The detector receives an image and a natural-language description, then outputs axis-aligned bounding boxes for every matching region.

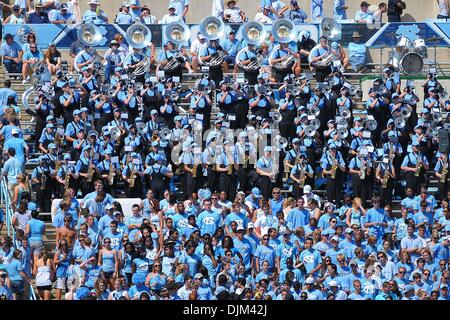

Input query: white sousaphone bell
[125,22,152,49]
[269,19,297,70]
[198,16,225,67]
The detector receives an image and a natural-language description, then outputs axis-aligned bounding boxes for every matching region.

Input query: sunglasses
[104,241,111,244]
[273,192,280,194]
[154,265,161,267]
[263,238,269,241]
[398,271,406,274]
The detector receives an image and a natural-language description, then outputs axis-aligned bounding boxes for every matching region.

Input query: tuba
[321,18,342,41]
[340,108,351,120]
[274,135,288,149]
[272,111,282,123]
[394,116,405,129]
[161,21,191,72]
[236,47,263,72]
[160,128,172,140]
[269,19,297,72]
[125,22,152,49]
[198,16,225,68]
[74,23,104,72]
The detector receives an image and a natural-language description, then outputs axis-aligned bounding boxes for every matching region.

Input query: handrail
[1,178,15,239]
[29,284,37,300]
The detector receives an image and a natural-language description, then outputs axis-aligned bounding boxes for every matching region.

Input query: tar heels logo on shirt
[203,217,215,225]
[139,262,149,271]
[363,285,374,294]
[178,219,188,228]
[282,247,293,256]
[303,255,314,263]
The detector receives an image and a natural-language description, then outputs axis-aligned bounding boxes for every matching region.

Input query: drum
[400,52,424,75]
[396,37,411,53]
[412,39,427,58]
[387,51,401,69]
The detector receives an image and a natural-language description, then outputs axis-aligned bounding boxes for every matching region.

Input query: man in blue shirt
[49,3,76,24]
[0,80,17,114]
[168,0,190,21]
[285,0,307,24]
[4,128,28,169]
[82,0,108,24]
[287,198,309,229]
[355,1,374,22]
[0,34,23,73]
[334,0,348,20]
[27,3,50,23]
[348,32,367,71]
[197,199,221,236]
[115,2,133,24]
[2,148,23,196]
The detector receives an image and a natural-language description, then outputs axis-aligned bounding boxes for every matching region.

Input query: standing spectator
[26,3,50,23]
[0,34,23,74]
[129,0,148,19]
[437,0,450,19]
[212,0,224,18]
[67,0,82,23]
[0,271,13,300]
[334,0,348,20]
[2,148,23,198]
[255,5,274,24]
[347,32,367,71]
[387,0,405,22]
[0,80,18,116]
[355,1,374,23]
[160,5,181,24]
[311,0,324,20]
[168,0,189,22]
[4,5,26,24]
[82,0,108,24]
[0,1,12,18]
[223,0,246,23]
[266,0,288,20]
[115,2,133,24]
[372,2,387,24]
[3,129,28,169]
[141,7,158,24]
[285,0,307,24]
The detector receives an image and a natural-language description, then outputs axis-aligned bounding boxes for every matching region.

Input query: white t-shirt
[160,14,181,24]
[255,12,273,24]
[190,39,203,55]
[224,7,243,23]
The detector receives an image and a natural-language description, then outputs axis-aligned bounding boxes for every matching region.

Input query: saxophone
[40,172,47,191]
[227,164,233,175]
[381,163,390,189]
[330,153,338,179]
[128,168,137,188]
[107,167,115,186]
[360,157,367,180]
[243,154,249,169]
[440,158,448,183]
[55,130,65,149]
[192,164,198,178]
[414,154,422,177]
[64,170,71,191]
[298,163,307,188]
[86,164,94,183]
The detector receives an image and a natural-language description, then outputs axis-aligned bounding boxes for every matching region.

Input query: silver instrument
[74,23,104,73]
[272,111,282,123]
[321,18,342,41]
[308,106,320,117]
[236,47,263,72]
[274,135,288,149]
[199,16,225,41]
[365,119,377,131]
[123,50,151,76]
[394,116,406,129]
[160,128,172,140]
[304,125,316,137]
[136,122,148,135]
[400,105,412,118]
[337,127,348,139]
[165,21,191,45]
[241,21,267,45]
[340,108,351,119]
[310,118,321,130]
[109,126,121,141]
[272,19,297,43]
[125,22,152,49]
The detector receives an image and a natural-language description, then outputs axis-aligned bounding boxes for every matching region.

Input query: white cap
[248,222,255,229]
[331,236,340,242]
[235,288,243,295]
[303,185,312,193]
[329,280,338,287]
[11,128,19,135]
[194,273,203,279]
[236,226,244,231]
[305,277,314,284]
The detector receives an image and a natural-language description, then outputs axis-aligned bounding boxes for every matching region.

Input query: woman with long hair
[12,199,31,232]
[44,43,62,75]
[145,259,167,294]
[108,277,130,300]
[92,278,110,300]
[345,197,366,228]
[12,174,31,211]
[33,249,55,300]
[21,33,37,53]
[282,197,296,220]
[53,239,72,300]
[98,237,119,289]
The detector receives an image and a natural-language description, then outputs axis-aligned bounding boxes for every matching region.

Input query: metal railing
[0,177,15,239]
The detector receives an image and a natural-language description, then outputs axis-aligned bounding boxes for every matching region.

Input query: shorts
[30,240,44,254]
[102,271,114,279]
[10,280,24,294]
[37,285,52,291]
[56,277,67,290]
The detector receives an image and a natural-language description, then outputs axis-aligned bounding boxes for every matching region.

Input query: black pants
[437,180,449,201]
[245,71,259,85]
[80,177,94,197]
[206,166,217,192]
[326,173,343,207]
[405,171,425,194]
[125,177,143,198]
[379,178,395,207]
[36,180,54,212]
[258,175,272,200]
[252,107,269,119]
[315,66,332,83]
[351,174,371,205]
[388,15,401,22]
[209,66,223,88]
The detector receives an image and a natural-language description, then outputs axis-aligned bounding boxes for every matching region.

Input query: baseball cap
[12,4,20,10]
[329,280,338,287]
[252,187,262,198]
[345,227,353,234]
[194,273,203,279]
[105,204,114,210]
[263,4,270,9]
[73,109,81,116]
[11,128,19,135]
[331,235,340,242]
[63,154,71,160]
[305,277,315,284]
[248,222,255,229]
[361,1,370,7]
[303,185,312,193]
[236,226,244,232]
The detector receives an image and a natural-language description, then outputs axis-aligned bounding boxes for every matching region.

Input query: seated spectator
[13,0,28,14]
[347,31,367,71]
[190,32,207,72]
[140,7,158,24]
[82,0,108,24]
[255,5,274,24]
[21,43,44,84]
[372,2,387,23]
[285,0,307,24]
[355,1,374,23]
[103,40,125,81]
[387,0,405,22]
[4,5,26,24]
[115,2,133,24]
[44,43,62,75]
[49,3,76,24]
[0,34,23,74]
[21,33,37,55]
[168,0,189,22]
[27,2,50,23]
[223,0,246,23]
[160,4,181,24]
[220,31,240,72]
